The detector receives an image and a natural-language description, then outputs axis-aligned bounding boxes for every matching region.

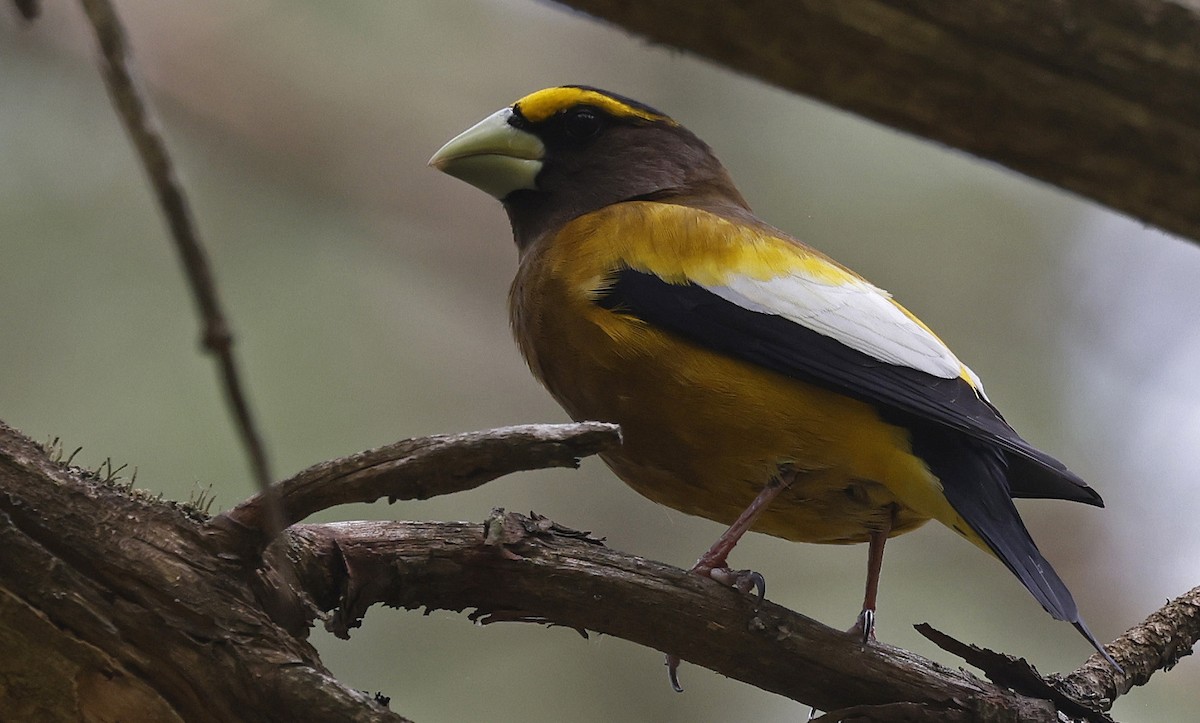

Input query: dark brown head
[429,86,747,249]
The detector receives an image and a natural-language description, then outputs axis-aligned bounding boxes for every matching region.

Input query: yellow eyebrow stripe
[514,87,675,125]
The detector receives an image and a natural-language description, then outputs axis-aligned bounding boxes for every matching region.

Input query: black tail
[909,424,1119,669]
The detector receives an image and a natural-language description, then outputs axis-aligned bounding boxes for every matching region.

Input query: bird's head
[430,86,746,248]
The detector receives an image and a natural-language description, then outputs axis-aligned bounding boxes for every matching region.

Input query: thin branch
[76,0,273,495]
[811,702,968,723]
[208,422,621,554]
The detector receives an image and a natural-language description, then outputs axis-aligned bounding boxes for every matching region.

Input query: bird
[428,85,1116,680]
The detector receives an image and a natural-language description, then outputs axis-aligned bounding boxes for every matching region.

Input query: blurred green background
[2,2,1197,720]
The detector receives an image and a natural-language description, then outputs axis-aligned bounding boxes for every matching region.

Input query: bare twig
[915,624,1112,723]
[209,422,621,554]
[77,0,273,496]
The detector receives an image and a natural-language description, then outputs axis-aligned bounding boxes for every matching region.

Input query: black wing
[595,268,1102,506]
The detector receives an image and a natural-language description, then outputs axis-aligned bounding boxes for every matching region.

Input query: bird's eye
[563,108,603,141]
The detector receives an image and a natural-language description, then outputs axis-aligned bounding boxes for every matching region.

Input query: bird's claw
[665,653,684,692]
[848,608,876,644]
[664,565,768,691]
[707,566,767,606]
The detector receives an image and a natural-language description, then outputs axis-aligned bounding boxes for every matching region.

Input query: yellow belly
[512,272,944,545]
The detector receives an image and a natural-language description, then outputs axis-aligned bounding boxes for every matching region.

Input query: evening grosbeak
[429,86,1115,675]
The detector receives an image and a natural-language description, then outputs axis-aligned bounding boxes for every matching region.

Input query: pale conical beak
[429,107,545,200]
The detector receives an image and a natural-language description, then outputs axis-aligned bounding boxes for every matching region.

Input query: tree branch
[282,508,1200,720]
[208,422,621,554]
[281,512,1120,721]
[1058,584,1200,711]
[553,0,1200,245]
[914,625,1113,722]
[76,0,274,492]
[1,419,1193,720]
[0,420,403,723]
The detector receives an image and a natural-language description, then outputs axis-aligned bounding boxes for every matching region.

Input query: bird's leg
[667,467,797,692]
[849,503,898,643]
[692,467,797,596]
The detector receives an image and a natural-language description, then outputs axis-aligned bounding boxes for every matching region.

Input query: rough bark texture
[283,516,1064,721]
[0,422,403,723]
[554,0,1200,244]
[2,419,1171,722]
[1057,584,1200,710]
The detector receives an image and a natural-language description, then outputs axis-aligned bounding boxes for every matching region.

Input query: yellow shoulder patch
[552,202,858,289]
[514,87,675,125]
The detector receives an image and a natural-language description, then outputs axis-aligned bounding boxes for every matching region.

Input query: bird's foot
[664,563,768,692]
[664,471,795,692]
[847,608,876,644]
[702,564,767,605]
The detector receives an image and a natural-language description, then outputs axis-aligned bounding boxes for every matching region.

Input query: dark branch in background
[12,0,39,20]
[554,0,1200,245]
[76,0,274,495]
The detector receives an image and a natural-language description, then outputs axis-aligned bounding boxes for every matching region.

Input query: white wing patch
[702,272,972,383]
